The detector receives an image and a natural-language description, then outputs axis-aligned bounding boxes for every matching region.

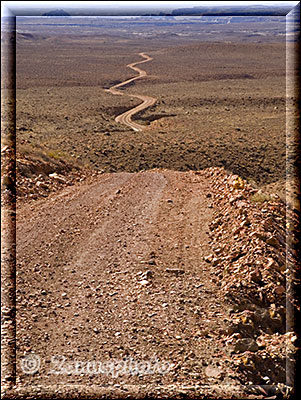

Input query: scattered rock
[212,258,219,266]
[266,258,276,269]
[142,270,153,280]
[166,268,185,275]
[234,338,258,353]
[36,181,48,189]
[274,285,285,295]
[250,268,262,284]
[204,365,222,378]
[266,236,278,247]
[49,172,66,183]
[204,254,213,263]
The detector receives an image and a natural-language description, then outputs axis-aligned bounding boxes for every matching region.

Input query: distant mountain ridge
[42,9,70,16]
[170,5,293,17]
[13,3,296,17]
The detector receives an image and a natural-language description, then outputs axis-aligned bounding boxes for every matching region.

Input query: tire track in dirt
[105,53,156,131]
[16,170,236,394]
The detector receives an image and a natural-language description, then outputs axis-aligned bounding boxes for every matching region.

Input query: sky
[2,1,299,16]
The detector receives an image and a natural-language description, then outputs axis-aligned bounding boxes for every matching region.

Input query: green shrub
[47,150,66,160]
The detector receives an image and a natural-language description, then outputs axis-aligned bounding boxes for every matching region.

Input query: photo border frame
[1,2,300,399]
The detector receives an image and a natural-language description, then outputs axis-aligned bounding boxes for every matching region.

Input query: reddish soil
[16,171,238,393]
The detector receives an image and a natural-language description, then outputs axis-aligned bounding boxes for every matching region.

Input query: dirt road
[105,53,156,131]
[16,169,241,396]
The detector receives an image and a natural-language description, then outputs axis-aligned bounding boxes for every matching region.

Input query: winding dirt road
[105,53,157,132]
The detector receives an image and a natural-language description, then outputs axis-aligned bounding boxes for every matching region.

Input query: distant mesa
[42,9,71,16]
